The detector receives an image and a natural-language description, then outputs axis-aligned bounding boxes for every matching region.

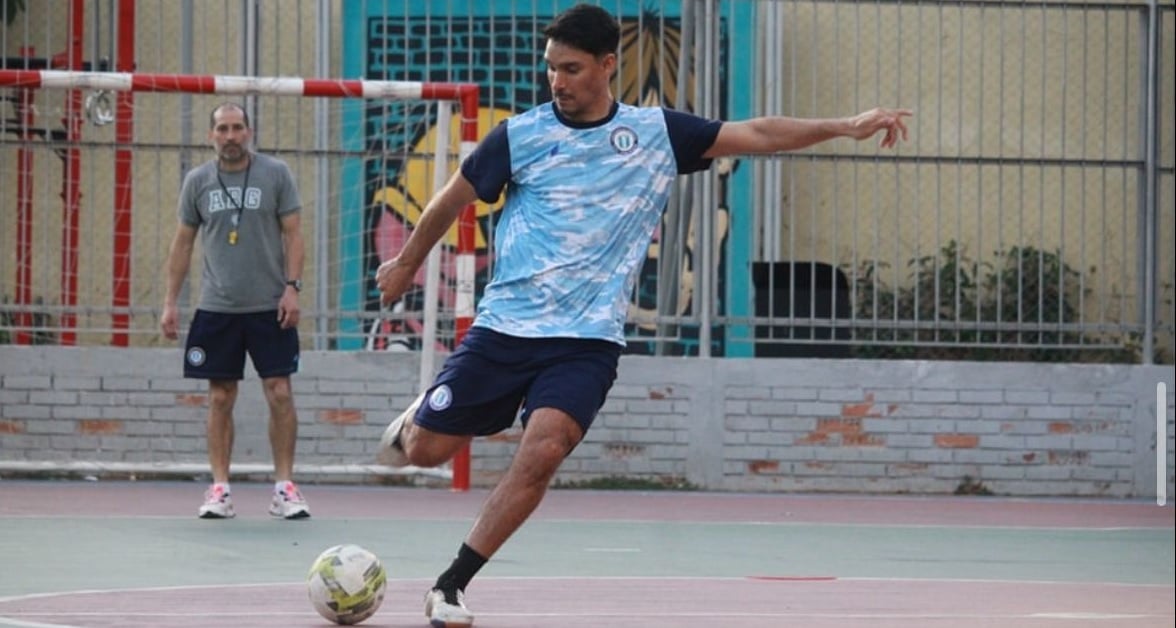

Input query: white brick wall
[1,346,1172,498]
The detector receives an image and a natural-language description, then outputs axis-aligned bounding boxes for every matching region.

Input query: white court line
[4,574,1175,603]
[0,611,1167,621]
[583,547,642,552]
[0,582,291,605]
[839,576,1173,588]
[0,618,81,628]
[0,515,1167,531]
[2,577,1171,626]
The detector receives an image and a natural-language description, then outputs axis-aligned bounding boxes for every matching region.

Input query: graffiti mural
[361,108,507,351]
[340,1,749,355]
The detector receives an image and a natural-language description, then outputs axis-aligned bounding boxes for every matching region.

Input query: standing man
[376,4,911,626]
[161,102,311,520]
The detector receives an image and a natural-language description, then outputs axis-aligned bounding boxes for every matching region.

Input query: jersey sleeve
[276,160,302,216]
[662,108,723,174]
[177,170,202,227]
[460,121,512,204]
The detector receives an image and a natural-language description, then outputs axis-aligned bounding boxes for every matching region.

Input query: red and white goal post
[0,69,479,490]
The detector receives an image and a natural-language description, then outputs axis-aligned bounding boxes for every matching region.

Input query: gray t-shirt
[177,152,301,313]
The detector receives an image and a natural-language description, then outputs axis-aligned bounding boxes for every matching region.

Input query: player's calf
[377,392,424,467]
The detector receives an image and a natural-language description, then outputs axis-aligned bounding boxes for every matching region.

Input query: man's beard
[219,144,250,164]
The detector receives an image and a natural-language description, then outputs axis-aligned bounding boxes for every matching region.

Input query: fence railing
[1,0,1172,364]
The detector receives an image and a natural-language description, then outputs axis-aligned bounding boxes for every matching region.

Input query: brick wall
[1,346,1172,498]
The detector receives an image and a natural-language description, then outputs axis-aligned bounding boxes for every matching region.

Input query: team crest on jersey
[186,347,207,366]
[609,126,638,154]
[428,385,453,411]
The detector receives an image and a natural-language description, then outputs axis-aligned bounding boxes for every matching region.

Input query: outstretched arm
[704,107,912,158]
[375,169,480,305]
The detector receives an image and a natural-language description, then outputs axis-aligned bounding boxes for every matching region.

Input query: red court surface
[0,481,1172,627]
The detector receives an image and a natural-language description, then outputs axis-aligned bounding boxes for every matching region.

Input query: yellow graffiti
[376,107,512,252]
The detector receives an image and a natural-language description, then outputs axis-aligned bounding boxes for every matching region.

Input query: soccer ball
[306,544,387,625]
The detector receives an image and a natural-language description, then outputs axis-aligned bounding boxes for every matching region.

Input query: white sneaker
[269,481,311,519]
[377,392,424,467]
[198,483,235,519]
[424,588,474,628]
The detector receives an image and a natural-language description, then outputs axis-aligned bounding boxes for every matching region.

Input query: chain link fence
[2,0,1172,363]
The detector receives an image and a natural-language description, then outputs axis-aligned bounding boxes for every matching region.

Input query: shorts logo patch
[186,347,206,366]
[428,385,453,411]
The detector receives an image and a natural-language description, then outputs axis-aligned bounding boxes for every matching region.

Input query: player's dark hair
[543,3,620,59]
[209,102,250,129]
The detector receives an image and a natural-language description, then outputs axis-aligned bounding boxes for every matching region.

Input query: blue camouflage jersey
[460,101,721,345]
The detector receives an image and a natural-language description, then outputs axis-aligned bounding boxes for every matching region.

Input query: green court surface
[0,481,1172,627]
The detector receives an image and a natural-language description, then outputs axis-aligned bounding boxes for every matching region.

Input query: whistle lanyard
[216,159,252,245]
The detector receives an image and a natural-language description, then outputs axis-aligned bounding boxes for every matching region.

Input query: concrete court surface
[0,480,1172,627]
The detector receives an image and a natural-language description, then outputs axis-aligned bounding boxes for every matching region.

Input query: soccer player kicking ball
[375,4,911,626]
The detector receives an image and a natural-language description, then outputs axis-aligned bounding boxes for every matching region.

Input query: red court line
[748,575,839,581]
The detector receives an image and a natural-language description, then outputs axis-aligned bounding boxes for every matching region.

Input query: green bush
[4,0,25,27]
[0,297,11,344]
[846,241,1139,362]
[0,295,57,345]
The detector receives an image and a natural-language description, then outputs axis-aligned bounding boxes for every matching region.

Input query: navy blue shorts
[414,327,622,437]
[183,309,299,380]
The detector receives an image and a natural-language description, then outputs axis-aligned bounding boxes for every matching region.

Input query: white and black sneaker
[424,588,474,628]
[268,481,311,519]
[198,483,235,519]
[377,392,424,467]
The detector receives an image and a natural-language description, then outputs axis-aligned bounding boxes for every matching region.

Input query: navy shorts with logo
[184,309,299,380]
[414,327,622,437]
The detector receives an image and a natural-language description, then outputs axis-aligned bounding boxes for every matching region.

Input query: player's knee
[503,443,565,488]
[516,437,573,476]
[207,384,237,413]
[533,437,572,464]
[262,378,293,406]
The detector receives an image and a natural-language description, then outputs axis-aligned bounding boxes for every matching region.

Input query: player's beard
[553,92,584,120]
[218,142,250,167]
[553,89,613,123]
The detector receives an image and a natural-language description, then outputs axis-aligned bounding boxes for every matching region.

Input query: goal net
[0,69,478,360]
[0,69,480,485]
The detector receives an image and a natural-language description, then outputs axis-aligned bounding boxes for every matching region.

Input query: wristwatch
[285,279,302,292]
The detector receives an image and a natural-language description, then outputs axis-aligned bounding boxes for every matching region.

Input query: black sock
[434,543,488,596]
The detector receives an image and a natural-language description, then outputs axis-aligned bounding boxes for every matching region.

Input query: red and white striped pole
[0,69,478,103]
[448,87,481,492]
